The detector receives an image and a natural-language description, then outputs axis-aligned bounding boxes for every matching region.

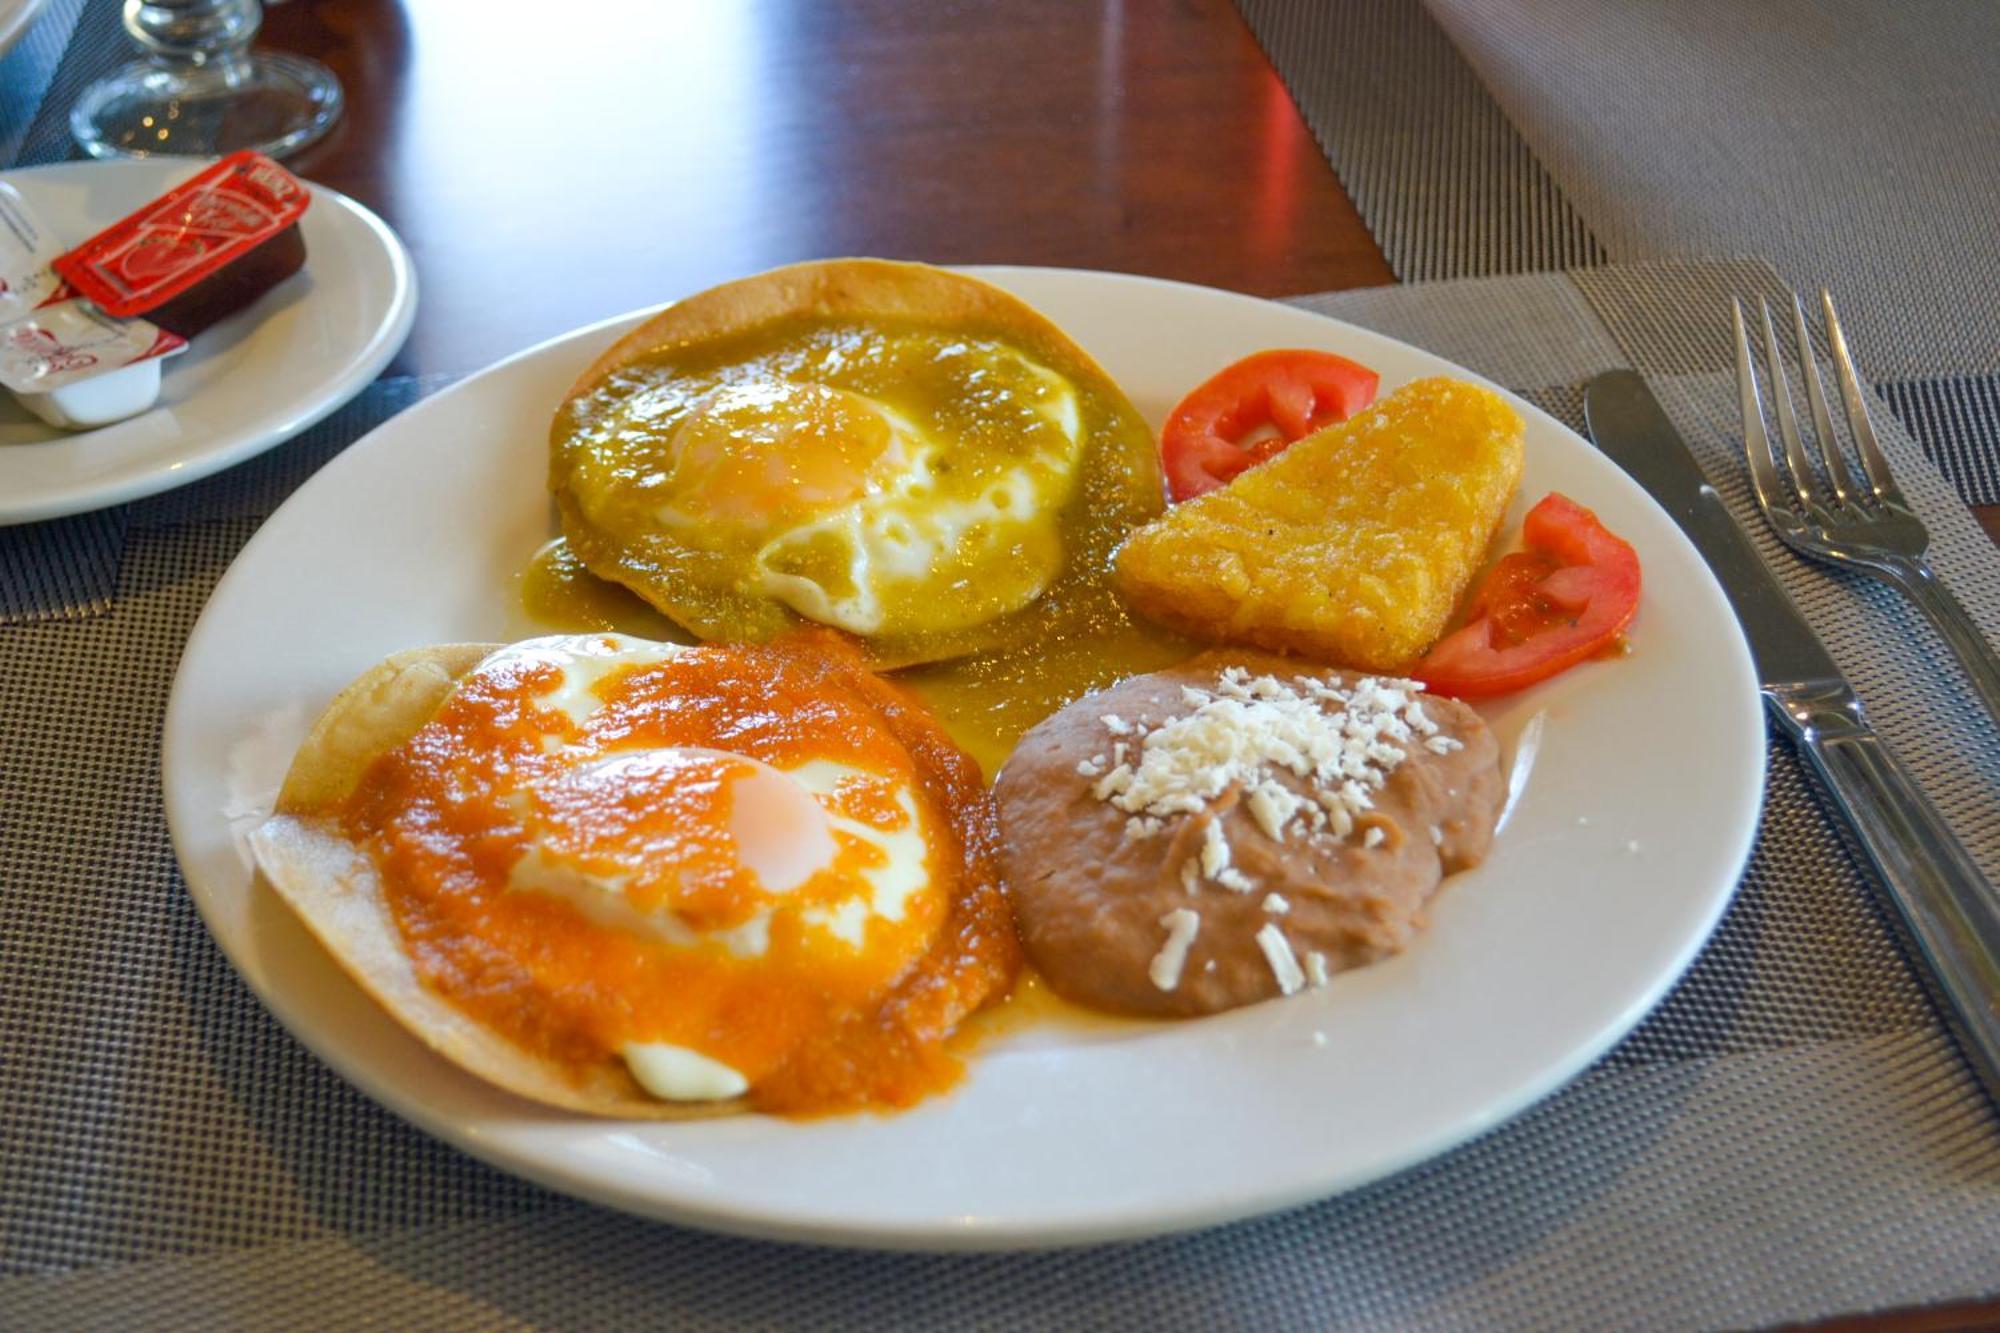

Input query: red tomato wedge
[1160,349,1379,501]
[1415,493,1641,700]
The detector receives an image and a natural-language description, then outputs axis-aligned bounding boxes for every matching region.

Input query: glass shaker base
[71,52,343,160]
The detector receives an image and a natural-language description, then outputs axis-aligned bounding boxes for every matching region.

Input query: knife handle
[1767,684,2000,1105]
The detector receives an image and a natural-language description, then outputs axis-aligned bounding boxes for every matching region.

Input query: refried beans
[994,652,1503,1017]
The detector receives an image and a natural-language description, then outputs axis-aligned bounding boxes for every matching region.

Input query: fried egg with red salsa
[250,631,1018,1118]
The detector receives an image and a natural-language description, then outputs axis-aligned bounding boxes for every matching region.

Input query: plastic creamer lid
[52,150,310,320]
[0,182,65,325]
[0,301,184,393]
[0,182,186,395]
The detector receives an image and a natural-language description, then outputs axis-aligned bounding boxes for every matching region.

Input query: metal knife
[1583,369,2000,1104]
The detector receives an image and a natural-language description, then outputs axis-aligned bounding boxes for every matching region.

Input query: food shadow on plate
[155,270,316,402]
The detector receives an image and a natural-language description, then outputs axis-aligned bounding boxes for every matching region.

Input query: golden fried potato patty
[1113,377,1523,671]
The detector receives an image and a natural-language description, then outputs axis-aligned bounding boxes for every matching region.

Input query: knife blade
[1583,368,2000,1106]
[1583,370,1843,692]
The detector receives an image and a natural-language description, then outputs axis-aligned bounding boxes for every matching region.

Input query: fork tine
[1789,292,1861,509]
[1758,298,1820,512]
[1820,289,1906,508]
[1734,299,1798,523]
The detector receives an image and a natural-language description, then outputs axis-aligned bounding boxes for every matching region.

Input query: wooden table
[267,0,1391,380]
[249,3,1999,1325]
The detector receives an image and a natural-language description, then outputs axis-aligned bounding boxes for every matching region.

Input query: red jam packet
[52,150,310,329]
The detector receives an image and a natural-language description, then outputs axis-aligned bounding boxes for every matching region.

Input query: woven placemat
[2,258,1995,1331]
[1241,0,2000,506]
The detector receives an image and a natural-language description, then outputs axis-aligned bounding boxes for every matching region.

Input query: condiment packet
[0,182,187,419]
[53,150,310,331]
[0,299,184,393]
[0,182,65,326]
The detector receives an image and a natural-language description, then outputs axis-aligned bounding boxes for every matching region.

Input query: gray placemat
[1242,0,2000,506]
[5,0,129,170]
[1235,0,1604,283]
[0,0,86,168]
[3,259,1996,1331]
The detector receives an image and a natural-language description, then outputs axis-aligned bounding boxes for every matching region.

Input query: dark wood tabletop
[245,5,1999,1322]
[266,0,1392,381]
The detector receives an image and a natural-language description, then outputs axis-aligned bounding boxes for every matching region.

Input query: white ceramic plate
[162,268,1763,1250]
[0,158,415,524]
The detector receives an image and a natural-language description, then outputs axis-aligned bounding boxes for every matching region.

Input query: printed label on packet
[0,182,66,326]
[53,150,310,318]
[0,299,185,394]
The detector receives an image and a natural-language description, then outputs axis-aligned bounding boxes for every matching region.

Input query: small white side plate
[163,268,1763,1250]
[0,157,415,524]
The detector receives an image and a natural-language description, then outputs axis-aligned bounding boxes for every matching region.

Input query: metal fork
[1734,291,2000,733]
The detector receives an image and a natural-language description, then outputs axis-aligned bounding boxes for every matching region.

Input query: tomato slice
[1160,349,1379,502]
[1414,493,1641,700]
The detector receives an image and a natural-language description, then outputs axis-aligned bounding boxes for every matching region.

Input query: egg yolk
[528,747,838,931]
[661,381,897,540]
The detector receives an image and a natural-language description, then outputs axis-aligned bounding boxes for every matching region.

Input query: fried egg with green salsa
[549,259,1164,667]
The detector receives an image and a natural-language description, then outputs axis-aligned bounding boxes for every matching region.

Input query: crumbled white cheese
[1179,858,1200,892]
[1149,908,1201,991]
[1362,826,1385,849]
[1078,668,1449,897]
[1244,782,1301,842]
[1262,893,1290,915]
[1091,763,1132,802]
[1305,951,1331,988]
[1199,818,1231,879]
[1256,923,1306,996]
[1429,825,1444,847]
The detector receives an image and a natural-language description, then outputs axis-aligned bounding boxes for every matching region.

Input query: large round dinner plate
[0,157,415,524]
[162,267,1763,1250]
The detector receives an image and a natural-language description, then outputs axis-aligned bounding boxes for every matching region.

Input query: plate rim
[163,265,1766,1250]
[0,157,418,525]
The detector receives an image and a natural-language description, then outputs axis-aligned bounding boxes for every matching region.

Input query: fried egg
[551,259,1164,668]
[249,631,1018,1118]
